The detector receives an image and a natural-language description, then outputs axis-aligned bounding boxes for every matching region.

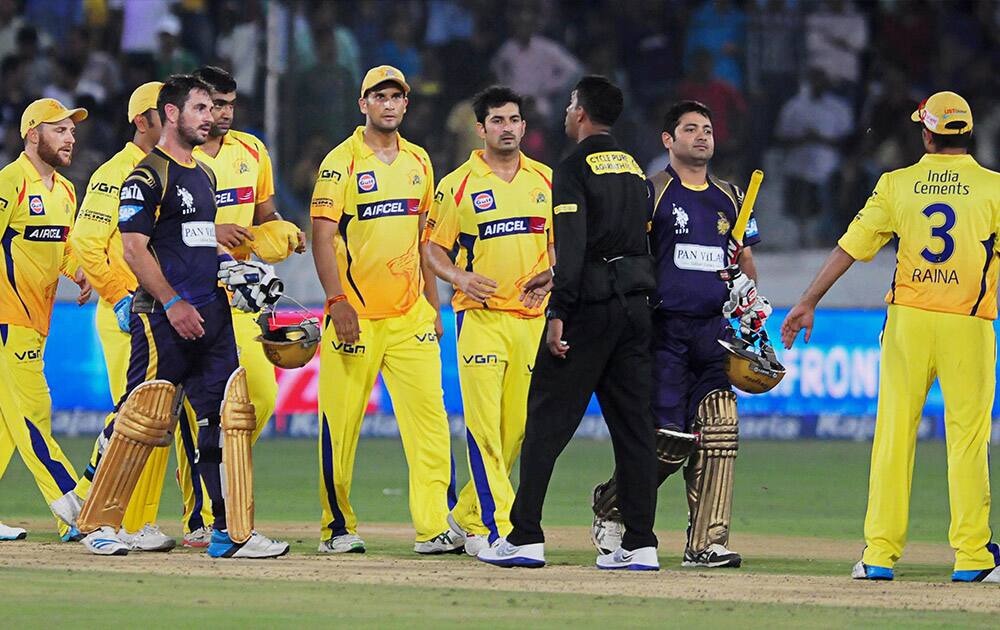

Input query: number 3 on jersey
[920,202,956,264]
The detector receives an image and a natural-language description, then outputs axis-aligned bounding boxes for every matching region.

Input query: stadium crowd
[0,0,997,246]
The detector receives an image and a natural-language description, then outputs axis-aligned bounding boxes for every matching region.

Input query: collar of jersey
[124,142,146,162]
[156,145,197,168]
[469,150,528,178]
[16,152,44,183]
[920,153,975,165]
[349,125,411,159]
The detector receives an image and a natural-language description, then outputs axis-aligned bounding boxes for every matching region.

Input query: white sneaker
[50,491,84,527]
[208,529,290,559]
[682,543,742,568]
[591,515,624,554]
[318,533,366,554]
[464,533,490,556]
[81,526,129,556]
[414,521,466,554]
[597,546,659,571]
[0,522,27,541]
[119,524,176,552]
[477,538,545,568]
[182,526,213,548]
[446,513,487,557]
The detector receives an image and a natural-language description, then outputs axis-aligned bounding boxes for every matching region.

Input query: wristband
[325,294,347,309]
[163,296,182,311]
[218,253,235,265]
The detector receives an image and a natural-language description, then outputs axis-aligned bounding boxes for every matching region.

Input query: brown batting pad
[221,367,257,544]
[77,380,177,533]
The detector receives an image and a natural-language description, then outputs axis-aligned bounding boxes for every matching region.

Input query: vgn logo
[28,195,45,216]
[463,354,499,365]
[356,171,378,193]
[471,189,497,213]
[332,340,366,355]
[14,348,41,361]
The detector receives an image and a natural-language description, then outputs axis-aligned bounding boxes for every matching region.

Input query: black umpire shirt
[547,133,650,321]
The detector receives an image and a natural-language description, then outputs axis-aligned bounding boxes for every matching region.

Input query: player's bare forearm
[739,246,758,283]
[421,254,441,311]
[798,246,856,308]
[253,197,279,224]
[311,217,346,299]
[421,241,460,285]
[418,215,441,310]
[122,233,180,304]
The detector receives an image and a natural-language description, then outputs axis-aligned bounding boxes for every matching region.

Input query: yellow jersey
[310,126,434,319]
[425,151,553,318]
[839,153,1000,319]
[69,141,144,306]
[194,129,275,231]
[0,153,77,335]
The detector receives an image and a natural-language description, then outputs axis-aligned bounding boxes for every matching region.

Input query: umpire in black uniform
[478,76,659,571]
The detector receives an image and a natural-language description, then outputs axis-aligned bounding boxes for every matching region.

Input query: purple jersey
[648,165,761,317]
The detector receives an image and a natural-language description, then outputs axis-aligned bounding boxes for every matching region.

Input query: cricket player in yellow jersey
[68,82,186,552]
[175,66,304,544]
[0,98,90,541]
[782,91,1000,583]
[311,65,462,554]
[422,86,554,556]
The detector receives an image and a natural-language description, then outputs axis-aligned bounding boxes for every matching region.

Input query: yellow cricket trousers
[451,309,543,542]
[318,297,453,542]
[175,307,275,532]
[863,304,997,571]
[0,324,77,534]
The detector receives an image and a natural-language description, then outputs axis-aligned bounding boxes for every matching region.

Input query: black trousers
[508,294,658,551]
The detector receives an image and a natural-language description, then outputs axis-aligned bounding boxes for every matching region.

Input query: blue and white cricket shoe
[597,546,659,571]
[851,560,894,580]
[952,567,1000,583]
[477,538,545,568]
[0,522,27,541]
[60,526,83,542]
[207,529,289,559]
[82,526,129,556]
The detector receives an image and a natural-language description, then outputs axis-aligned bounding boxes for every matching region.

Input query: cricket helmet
[718,336,785,394]
[255,312,321,369]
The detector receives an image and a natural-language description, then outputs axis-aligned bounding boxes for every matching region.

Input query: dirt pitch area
[3,522,997,613]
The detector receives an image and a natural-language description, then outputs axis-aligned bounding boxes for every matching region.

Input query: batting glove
[113,294,133,333]
[218,259,277,289]
[739,295,772,335]
[231,276,284,313]
[720,266,757,319]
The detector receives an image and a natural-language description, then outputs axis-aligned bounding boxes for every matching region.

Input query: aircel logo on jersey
[357,198,420,220]
[216,186,255,207]
[673,244,724,272]
[119,183,143,201]
[181,221,217,247]
[28,195,44,216]
[356,171,378,193]
[23,225,68,242]
[478,216,546,240]
[471,190,497,213]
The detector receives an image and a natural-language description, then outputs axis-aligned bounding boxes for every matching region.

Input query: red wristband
[325,294,347,309]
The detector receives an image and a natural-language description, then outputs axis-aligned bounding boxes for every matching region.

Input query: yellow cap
[360,65,410,98]
[911,91,973,135]
[251,220,301,263]
[127,81,163,123]
[227,220,301,263]
[20,98,88,138]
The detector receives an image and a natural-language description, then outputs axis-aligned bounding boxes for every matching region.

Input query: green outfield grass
[3,437,998,627]
[3,436,994,543]
[2,566,995,629]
